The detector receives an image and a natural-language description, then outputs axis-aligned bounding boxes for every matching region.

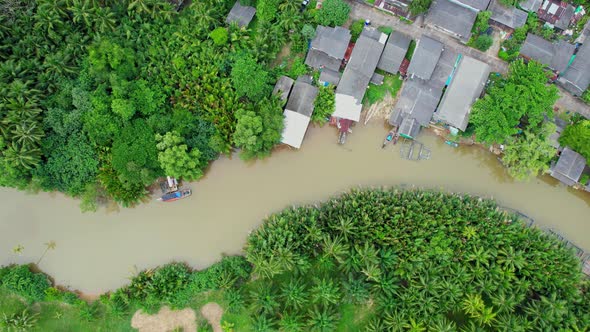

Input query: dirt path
[131,306,197,332]
[200,302,224,332]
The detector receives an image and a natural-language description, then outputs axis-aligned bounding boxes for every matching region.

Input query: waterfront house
[537,0,575,30]
[226,2,256,28]
[426,0,478,43]
[407,35,444,80]
[273,76,295,102]
[305,26,351,72]
[377,31,412,75]
[489,0,528,31]
[558,41,590,96]
[390,39,459,139]
[280,80,318,149]
[434,56,490,131]
[549,147,587,186]
[519,34,575,74]
[333,27,387,123]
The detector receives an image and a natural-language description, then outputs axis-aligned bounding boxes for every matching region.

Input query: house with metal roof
[389,46,459,139]
[434,56,490,131]
[226,2,256,28]
[537,0,575,30]
[333,28,388,123]
[519,34,575,73]
[558,41,590,96]
[318,69,341,86]
[489,0,528,30]
[273,76,295,102]
[519,0,542,12]
[280,80,318,149]
[407,35,444,80]
[426,0,477,44]
[305,26,351,72]
[550,147,587,186]
[377,31,412,74]
[449,0,490,11]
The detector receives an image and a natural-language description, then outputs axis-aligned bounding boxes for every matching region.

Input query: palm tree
[428,315,457,332]
[68,0,96,28]
[321,235,348,264]
[92,6,116,33]
[310,277,340,306]
[36,241,56,265]
[330,216,356,241]
[249,284,279,316]
[280,277,307,311]
[11,121,44,149]
[279,312,304,332]
[2,142,42,170]
[306,306,339,332]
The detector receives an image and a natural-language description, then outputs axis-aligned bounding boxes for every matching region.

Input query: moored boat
[158,189,192,202]
[445,140,459,148]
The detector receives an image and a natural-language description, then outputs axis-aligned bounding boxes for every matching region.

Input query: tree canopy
[501,123,556,181]
[470,60,558,145]
[559,119,590,160]
[0,0,307,207]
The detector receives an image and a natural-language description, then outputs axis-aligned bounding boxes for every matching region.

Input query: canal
[0,123,589,294]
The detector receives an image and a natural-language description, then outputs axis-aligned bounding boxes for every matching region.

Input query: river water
[1,123,589,294]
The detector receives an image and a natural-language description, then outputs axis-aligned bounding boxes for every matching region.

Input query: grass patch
[366,0,376,4]
[364,75,403,105]
[378,26,394,35]
[405,40,416,60]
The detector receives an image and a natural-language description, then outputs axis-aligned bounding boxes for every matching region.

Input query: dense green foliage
[409,0,433,15]
[0,0,309,207]
[312,85,336,125]
[1,190,589,330]
[315,0,350,27]
[245,189,590,330]
[233,96,284,160]
[350,20,365,42]
[499,16,534,61]
[470,60,558,145]
[559,119,590,160]
[0,265,50,303]
[473,35,494,51]
[501,123,556,181]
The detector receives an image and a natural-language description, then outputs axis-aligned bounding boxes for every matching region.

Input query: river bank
[1,122,589,294]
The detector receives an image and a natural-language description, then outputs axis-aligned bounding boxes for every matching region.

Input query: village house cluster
[226,0,590,192]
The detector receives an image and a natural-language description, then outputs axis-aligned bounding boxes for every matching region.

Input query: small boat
[382,131,394,148]
[445,140,459,148]
[158,189,192,202]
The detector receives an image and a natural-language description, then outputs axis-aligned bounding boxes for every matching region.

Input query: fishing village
[1,0,590,330]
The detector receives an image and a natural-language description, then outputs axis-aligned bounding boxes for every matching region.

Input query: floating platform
[400,140,431,161]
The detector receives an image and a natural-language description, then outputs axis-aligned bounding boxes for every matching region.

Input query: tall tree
[469,60,558,145]
[230,53,271,101]
[155,131,205,181]
[501,124,556,181]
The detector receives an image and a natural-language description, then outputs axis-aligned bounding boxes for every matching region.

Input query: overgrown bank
[2,189,590,330]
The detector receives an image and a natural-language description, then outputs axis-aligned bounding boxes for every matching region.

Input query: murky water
[1,123,589,294]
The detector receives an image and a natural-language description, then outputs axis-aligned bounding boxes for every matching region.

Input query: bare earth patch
[131,306,197,332]
[200,302,224,332]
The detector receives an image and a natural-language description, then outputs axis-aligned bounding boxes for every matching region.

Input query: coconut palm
[281,277,307,311]
[306,306,339,332]
[310,277,340,306]
[2,142,42,169]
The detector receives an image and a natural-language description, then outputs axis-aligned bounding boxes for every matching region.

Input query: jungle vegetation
[2,190,589,331]
[0,0,319,208]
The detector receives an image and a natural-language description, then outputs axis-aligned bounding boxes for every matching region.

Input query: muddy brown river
[1,123,589,294]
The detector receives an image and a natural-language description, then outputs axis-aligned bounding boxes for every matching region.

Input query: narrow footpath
[346,0,590,118]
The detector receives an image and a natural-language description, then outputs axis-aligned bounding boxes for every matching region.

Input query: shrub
[301,24,316,41]
[125,263,191,309]
[315,0,350,27]
[1,308,38,331]
[210,27,229,46]
[0,265,51,303]
[312,85,336,125]
[378,26,393,35]
[473,35,493,51]
[350,20,364,42]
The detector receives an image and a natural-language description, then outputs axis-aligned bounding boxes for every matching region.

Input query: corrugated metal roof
[407,35,443,80]
[226,2,256,27]
[435,56,490,131]
[377,31,412,74]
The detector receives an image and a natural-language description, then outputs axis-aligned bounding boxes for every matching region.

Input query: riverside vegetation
[0,0,346,209]
[1,189,589,331]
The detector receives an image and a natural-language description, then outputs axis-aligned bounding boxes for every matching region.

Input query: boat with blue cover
[158,189,192,202]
